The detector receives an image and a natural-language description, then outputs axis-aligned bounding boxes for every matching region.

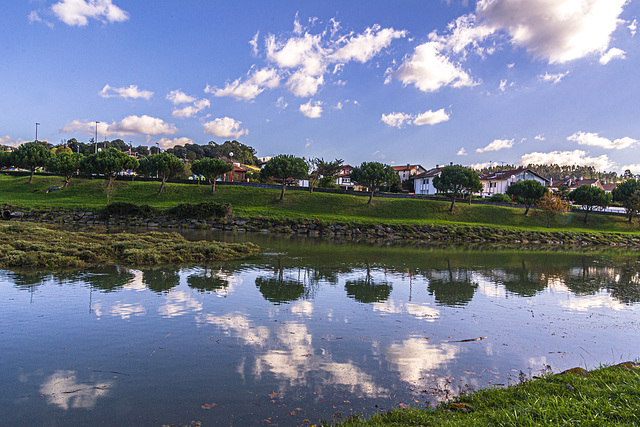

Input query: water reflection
[345,262,392,303]
[39,370,113,410]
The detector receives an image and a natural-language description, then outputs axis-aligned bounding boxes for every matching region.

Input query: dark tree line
[477,163,619,182]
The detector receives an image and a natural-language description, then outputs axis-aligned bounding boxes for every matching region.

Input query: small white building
[392,164,427,183]
[413,167,443,195]
[479,168,549,197]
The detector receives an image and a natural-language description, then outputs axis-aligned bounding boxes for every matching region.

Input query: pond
[2,231,640,426]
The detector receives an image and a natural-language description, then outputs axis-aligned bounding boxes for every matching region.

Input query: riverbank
[0,222,259,268]
[334,362,640,426]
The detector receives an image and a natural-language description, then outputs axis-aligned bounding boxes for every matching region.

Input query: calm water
[2,231,640,426]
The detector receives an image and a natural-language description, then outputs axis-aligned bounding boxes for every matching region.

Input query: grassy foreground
[1,174,639,234]
[333,363,640,426]
[0,222,259,268]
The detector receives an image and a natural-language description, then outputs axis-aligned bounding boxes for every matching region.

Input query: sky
[1,0,639,173]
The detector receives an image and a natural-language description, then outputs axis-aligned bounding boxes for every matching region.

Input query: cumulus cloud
[99,84,153,100]
[51,0,129,26]
[539,71,569,84]
[61,115,177,137]
[299,100,323,118]
[518,150,615,171]
[535,134,545,141]
[620,164,640,174]
[457,148,468,156]
[629,19,638,37]
[275,96,288,110]
[476,138,514,153]
[567,131,638,150]
[172,99,210,118]
[156,137,195,150]
[476,0,628,64]
[381,108,450,128]
[206,68,281,101]
[166,90,196,105]
[203,117,248,139]
[599,47,626,65]
[0,136,25,147]
[213,19,405,100]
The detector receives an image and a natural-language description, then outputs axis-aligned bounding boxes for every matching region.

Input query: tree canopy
[612,179,640,222]
[308,157,343,193]
[167,140,258,165]
[536,192,570,227]
[259,154,308,200]
[505,179,547,216]
[147,152,185,195]
[191,158,234,194]
[569,184,611,223]
[46,152,84,188]
[81,148,139,188]
[11,141,54,183]
[350,161,397,204]
[433,165,482,212]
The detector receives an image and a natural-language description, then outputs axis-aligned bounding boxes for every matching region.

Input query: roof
[414,167,442,179]
[479,167,550,183]
[601,183,618,192]
[392,164,424,172]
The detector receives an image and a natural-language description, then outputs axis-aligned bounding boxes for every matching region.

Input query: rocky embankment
[3,204,639,247]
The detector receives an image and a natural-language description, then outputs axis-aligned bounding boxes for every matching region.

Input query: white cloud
[395,41,476,92]
[99,84,153,100]
[28,10,53,27]
[51,0,129,26]
[457,147,468,156]
[275,96,288,110]
[629,19,638,37]
[166,90,196,105]
[330,25,407,63]
[518,150,615,170]
[249,31,260,55]
[207,67,281,101]
[498,79,507,92]
[567,131,638,150]
[156,137,195,150]
[286,70,324,97]
[539,71,570,84]
[599,47,626,65]
[476,0,628,64]
[40,370,113,410]
[171,99,210,118]
[381,108,450,128]
[476,138,514,153]
[0,136,25,147]
[535,134,545,141]
[470,161,498,169]
[299,100,323,118]
[61,115,177,137]
[619,164,640,174]
[203,117,249,139]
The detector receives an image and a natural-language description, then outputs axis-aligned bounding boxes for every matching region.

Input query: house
[569,179,604,190]
[479,168,549,197]
[392,164,427,183]
[413,167,443,195]
[601,182,618,193]
[549,177,576,192]
[335,164,355,190]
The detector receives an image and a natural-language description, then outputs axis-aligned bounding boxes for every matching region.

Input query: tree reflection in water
[187,268,229,293]
[426,259,477,307]
[142,268,180,293]
[345,262,392,303]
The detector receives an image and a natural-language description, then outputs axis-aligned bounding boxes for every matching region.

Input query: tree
[505,179,547,216]
[536,191,570,227]
[612,179,640,222]
[46,152,83,188]
[0,150,11,169]
[350,161,397,204]
[11,141,53,183]
[191,158,233,194]
[569,185,611,223]
[433,165,482,212]
[308,157,343,193]
[259,154,309,200]
[81,148,139,188]
[147,152,185,195]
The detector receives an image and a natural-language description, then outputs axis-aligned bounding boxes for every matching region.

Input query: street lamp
[94,121,100,154]
[35,123,40,142]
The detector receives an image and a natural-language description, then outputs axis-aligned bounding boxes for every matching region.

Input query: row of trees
[477,163,620,183]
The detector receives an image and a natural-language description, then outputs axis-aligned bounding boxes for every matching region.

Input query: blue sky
[2,0,639,173]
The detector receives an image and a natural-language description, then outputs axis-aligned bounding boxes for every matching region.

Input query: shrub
[489,193,512,203]
[101,202,158,218]
[165,202,232,220]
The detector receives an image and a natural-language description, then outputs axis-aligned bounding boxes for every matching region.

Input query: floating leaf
[268,391,279,399]
[398,403,409,409]
[201,402,218,409]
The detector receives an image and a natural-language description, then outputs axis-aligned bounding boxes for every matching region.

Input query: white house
[335,164,355,190]
[479,168,549,197]
[413,167,443,195]
[392,164,427,183]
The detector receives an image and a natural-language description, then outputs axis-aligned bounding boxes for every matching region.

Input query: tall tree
[45,152,83,188]
[569,185,611,223]
[147,152,185,195]
[81,148,139,188]
[506,179,547,216]
[308,157,343,193]
[260,154,309,200]
[612,179,640,222]
[350,161,397,204]
[11,141,54,183]
[433,165,482,212]
[191,158,234,194]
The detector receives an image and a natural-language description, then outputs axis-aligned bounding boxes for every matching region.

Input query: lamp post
[35,123,40,142]
[94,121,100,154]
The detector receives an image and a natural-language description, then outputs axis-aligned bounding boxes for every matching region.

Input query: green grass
[2,174,639,235]
[334,363,640,426]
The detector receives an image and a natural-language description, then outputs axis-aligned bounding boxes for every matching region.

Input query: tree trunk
[584,210,589,223]
[63,177,70,189]
[29,168,35,183]
[368,190,374,204]
[546,215,551,228]
[158,177,166,195]
[524,205,530,216]
[449,198,455,212]
[280,181,286,200]
[210,178,216,194]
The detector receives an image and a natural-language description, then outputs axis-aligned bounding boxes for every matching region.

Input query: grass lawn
[1,174,639,235]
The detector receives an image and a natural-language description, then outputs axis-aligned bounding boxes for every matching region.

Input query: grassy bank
[0,222,259,268]
[334,363,640,426]
[1,174,639,234]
